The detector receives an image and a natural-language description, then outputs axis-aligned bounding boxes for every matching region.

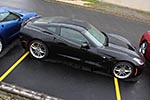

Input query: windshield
[85,24,106,47]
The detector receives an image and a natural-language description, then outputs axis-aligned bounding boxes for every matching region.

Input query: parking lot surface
[0,0,150,100]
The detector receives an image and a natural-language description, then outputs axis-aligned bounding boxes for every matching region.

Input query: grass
[82,0,113,7]
[82,0,97,3]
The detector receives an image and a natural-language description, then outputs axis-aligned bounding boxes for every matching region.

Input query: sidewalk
[0,82,62,100]
[45,0,150,23]
[100,0,150,12]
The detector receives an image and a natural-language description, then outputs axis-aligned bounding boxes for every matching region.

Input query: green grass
[82,0,97,3]
[82,0,112,7]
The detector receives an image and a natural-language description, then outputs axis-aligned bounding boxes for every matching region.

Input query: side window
[1,12,19,22]
[0,12,10,22]
[47,26,57,33]
[4,13,19,21]
[61,27,87,44]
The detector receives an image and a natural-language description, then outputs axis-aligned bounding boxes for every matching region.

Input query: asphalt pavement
[0,0,150,100]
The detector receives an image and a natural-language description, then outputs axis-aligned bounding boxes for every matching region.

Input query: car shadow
[0,39,20,58]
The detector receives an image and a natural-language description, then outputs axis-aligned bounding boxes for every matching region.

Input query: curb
[0,82,63,100]
[44,0,150,23]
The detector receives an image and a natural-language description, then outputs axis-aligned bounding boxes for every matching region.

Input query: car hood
[98,33,142,58]
[0,7,37,21]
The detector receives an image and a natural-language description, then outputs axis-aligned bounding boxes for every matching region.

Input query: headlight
[133,58,144,65]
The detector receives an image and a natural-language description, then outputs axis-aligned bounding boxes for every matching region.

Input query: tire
[0,38,3,54]
[139,41,148,55]
[112,62,134,79]
[29,40,48,59]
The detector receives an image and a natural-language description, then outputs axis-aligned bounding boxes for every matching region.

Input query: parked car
[20,16,145,80]
[139,31,150,61]
[0,7,37,53]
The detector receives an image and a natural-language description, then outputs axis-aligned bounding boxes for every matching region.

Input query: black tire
[29,40,48,59]
[139,41,148,55]
[112,62,134,79]
[0,38,3,54]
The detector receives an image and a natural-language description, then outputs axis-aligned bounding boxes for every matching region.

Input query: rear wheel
[112,62,134,79]
[139,41,148,55]
[29,40,48,59]
[0,38,3,54]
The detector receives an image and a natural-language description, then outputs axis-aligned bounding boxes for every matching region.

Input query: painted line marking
[114,77,121,100]
[0,51,122,100]
[0,51,29,81]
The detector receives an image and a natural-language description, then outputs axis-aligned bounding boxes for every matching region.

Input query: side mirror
[18,18,21,21]
[18,17,23,21]
[81,42,90,49]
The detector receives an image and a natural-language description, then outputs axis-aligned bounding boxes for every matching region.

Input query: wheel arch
[0,35,4,42]
[28,38,49,49]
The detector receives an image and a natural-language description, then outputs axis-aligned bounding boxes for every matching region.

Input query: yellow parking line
[0,51,122,100]
[0,51,29,81]
[114,77,121,100]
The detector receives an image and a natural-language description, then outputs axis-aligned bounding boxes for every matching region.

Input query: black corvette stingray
[20,16,145,80]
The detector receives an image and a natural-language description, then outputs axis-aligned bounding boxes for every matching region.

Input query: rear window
[33,17,49,24]
[33,17,58,24]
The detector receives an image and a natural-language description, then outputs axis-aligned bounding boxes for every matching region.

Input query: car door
[55,26,105,66]
[0,12,22,42]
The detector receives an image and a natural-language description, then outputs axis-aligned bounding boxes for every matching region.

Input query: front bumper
[125,64,145,82]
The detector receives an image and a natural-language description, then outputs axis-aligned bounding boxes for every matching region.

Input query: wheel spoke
[125,69,131,73]
[31,45,37,50]
[122,73,126,76]
[38,52,41,57]
[115,69,120,72]
[118,72,122,76]
[40,50,46,54]
[142,43,146,48]
[142,49,145,54]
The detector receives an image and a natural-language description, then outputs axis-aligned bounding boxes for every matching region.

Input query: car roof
[34,16,91,30]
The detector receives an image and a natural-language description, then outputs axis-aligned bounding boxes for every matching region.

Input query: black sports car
[20,16,145,80]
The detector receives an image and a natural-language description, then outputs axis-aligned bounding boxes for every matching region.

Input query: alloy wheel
[29,41,48,59]
[139,42,147,55]
[113,62,133,79]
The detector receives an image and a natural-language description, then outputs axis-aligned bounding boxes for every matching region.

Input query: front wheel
[29,40,48,59]
[112,62,134,79]
[0,38,3,54]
